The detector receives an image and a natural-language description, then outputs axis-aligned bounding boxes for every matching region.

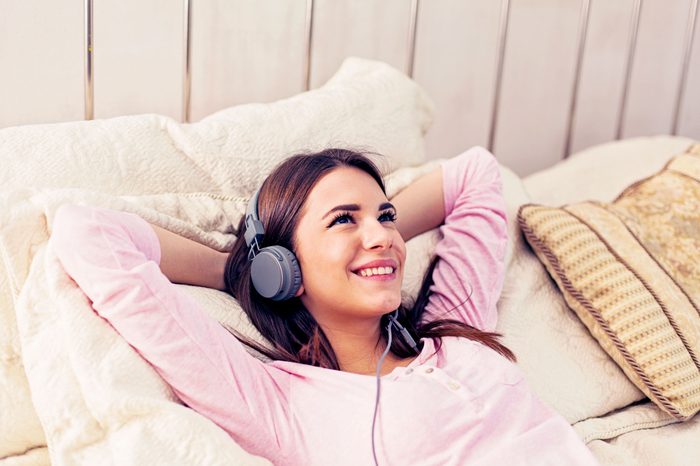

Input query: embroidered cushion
[518,144,700,420]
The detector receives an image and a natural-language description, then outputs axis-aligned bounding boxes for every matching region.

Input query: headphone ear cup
[250,245,302,301]
[275,245,302,301]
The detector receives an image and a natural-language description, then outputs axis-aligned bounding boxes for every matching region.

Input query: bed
[1,2,700,463]
[0,56,698,465]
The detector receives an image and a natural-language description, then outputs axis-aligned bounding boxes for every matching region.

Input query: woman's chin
[372,294,402,314]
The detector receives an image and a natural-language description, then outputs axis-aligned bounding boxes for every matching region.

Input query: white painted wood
[1,0,698,172]
[93,0,181,120]
[677,2,700,139]
[0,0,83,128]
[189,0,307,122]
[412,0,503,160]
[569,0,636,155]
[622,0,692,137]
[493,0,582,176]
[310,0,411,89]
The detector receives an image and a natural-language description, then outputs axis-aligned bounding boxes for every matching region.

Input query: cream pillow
[0,56,433,197]
[518,144,700,420]
[0,57,433,461]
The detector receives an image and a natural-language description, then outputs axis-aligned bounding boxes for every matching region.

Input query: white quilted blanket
[2,50,696,465]
[4,190,271,465]
[0,167,446,465]
[0,57,434,465]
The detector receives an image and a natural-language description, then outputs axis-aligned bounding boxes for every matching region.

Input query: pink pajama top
[50,147,599,465]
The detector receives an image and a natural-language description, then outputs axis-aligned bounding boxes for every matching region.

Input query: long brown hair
[224,148,515,368]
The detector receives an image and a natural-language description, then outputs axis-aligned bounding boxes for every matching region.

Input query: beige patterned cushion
[517,143,700,421]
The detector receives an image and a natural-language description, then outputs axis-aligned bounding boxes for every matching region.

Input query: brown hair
[224,148,515,368]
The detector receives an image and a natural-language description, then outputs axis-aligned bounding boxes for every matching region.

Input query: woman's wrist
[212,251,228,291]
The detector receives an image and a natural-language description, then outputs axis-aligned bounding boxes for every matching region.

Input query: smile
[351,259,399,281]
[357,266,395,277]
[353,267,398,282]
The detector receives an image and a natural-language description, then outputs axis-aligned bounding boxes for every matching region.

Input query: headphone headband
[243,185,302,301]
[244,188,265,255]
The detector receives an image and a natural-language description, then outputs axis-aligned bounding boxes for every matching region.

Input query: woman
[50,147,598,465]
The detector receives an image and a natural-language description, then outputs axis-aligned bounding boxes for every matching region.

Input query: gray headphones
[244,187,302,301]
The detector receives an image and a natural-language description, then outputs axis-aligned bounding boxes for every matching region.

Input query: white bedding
[521,135,700,465]
[1,54,698,465]
[0,57,433,465]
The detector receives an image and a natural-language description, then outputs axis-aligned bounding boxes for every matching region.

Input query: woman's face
[293,166,406,326]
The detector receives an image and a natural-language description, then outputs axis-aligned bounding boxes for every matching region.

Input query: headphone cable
[371,318,393,466]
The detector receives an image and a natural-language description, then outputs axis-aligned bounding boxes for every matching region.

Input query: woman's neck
[317,318,411,375]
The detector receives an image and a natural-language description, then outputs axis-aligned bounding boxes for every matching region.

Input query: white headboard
[0,0,698,176]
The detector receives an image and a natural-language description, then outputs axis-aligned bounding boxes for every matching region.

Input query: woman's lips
[351,259,398,273]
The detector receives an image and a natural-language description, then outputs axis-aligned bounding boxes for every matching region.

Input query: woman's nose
[361,219,393,250]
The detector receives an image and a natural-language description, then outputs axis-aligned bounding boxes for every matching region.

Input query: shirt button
[447,381,461,391]
[405,368,414,374]
[424,367,434,374]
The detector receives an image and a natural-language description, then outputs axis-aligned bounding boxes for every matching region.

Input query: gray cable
[371,319,394,466]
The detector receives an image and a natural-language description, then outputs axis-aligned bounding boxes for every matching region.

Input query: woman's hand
[390,167,445,242]
[149,223,228,290]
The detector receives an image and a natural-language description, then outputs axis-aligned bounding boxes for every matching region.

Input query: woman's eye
[327,210,396,228]
[328,212,354,228]
[379,211,397,223]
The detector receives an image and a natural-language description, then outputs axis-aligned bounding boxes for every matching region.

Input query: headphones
[244,187,302,301]
[243,185,417,351]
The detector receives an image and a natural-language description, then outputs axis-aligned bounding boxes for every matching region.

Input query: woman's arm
[390,167,445,242]
[149,224,228,291]
[49,205,293,461]
[400,147,508,332]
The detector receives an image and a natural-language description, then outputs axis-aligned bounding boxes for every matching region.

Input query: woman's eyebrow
[322,202,395,220]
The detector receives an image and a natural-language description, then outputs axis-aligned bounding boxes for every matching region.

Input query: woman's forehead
[304,167,386,213]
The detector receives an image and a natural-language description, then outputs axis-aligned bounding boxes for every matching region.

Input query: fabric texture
[0,59,432,199]
[2,45,697,464]
[518,144,700,421]
[511,136,697,426]
[0,57,433,464]
[48,148,598,466]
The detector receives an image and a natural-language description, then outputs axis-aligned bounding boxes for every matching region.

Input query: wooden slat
[492,0,581,176]
[1,0,698,171]
[189,0,307,121]
[93,0,181,120]
[676,0,700,137]
[562,0,590,158]
[182,0,192,122]
[310,0,411,89]
[84,0,94,120]
[0,0,83,128]
[569,0,637,154]
[412,0,503,159]
[621,0,693,137]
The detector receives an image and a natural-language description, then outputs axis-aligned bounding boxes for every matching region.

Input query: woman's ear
[295,283,304,297]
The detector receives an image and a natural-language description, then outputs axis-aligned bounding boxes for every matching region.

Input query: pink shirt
[50,147,599,465]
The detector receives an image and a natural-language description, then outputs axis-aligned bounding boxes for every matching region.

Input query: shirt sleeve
[49,204,293,460]
[421,146,508,332]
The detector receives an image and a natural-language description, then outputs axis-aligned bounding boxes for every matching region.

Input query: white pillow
[0,56,434,197]
[523,136,696,204]
[0,56,434,462]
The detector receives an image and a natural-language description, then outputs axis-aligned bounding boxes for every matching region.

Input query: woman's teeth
[358,266,394,277]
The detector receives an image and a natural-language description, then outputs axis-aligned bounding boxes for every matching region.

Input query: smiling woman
[292,165,408,369]
[224,148,514,376]
[50,146,600,465]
